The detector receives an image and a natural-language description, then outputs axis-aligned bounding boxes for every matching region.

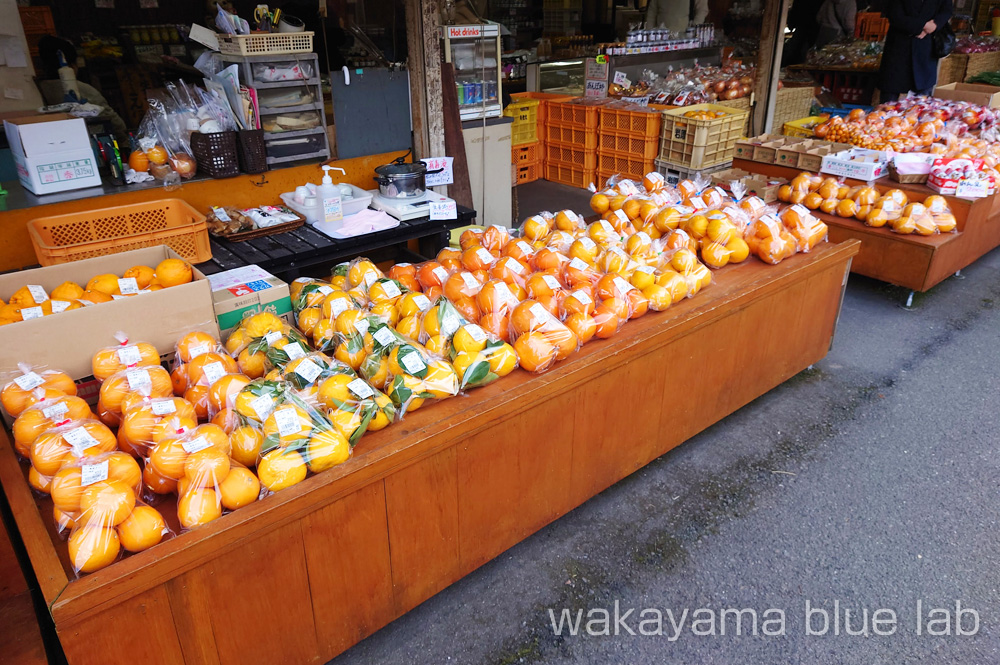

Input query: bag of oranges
[509,300,580,372]
[378,335,460,416]
[520,212,556,241]
[91,331,161,382]
[55,451,170,574]
[924,195,958,233]
[653,244,712,297]
[118,393,198,458]
[0,363,77,418]
[746,214,798,265]
[313,371,395,446]
[12,391,94,459]
[28,418,117,484]
[99,365,174,420]
[779,204,828,252]
[447,322,519,389]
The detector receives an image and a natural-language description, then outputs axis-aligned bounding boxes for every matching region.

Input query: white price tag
[151,399,176,416]
[20,306,43,320]
[126,369,152,392]
[432,266,449,284]
[294,358,323,383]
[791,204,810,218]
[182,436,213,454]
[117,346,142,367]
[614,209,629,225]
[530,302,553,322]
[13,372,44,391]
[81,460,109,486]
[50,300,71,314]
[401,351,427,374]
[201,361,227,386]
[273,407,302,437]
[613,70,630,86]
[516,241,535,255]
[353,318,370,335]
[585,79,608,98]
[26,285,48,303]
[264,331,282,346]
[348,378,375,399]
[363,272,378,288]
[430,200,458,220]
[476,247,494,264]
[636,265,655,275]
[213,206,231,222]
[117,278,140,296]
[317,285,334,295]
[420,157,455,187]
[542,274,562,291]
[465,324,487,343]
[957,180,989,198]
[506,258,525,274]
[329,298,350,318]
[461,272,481,290]
[613,276,636,293]
[284,342,306,360]
[42,401,69,420]
[382,281,402,298]
[635,231,651,244]
[572,290,592,306]
[64,427,99,454]
[494,281,514,304]
[373,326,395,346]
[599,220,614,234]
[188,343,211,359]
[689,198,707,210]
[251,394,274,420]
[569,257,590,271]
[413,294,432,311]
[579,237,596,251]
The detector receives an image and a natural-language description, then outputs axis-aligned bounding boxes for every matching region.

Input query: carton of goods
[890,153,936,184]
[734,134,785,161]
[932,83,1000,108]
[927,158,996,197]
[821,148,889,180]
[3,114,102,195]
[206,266,293,335]
[751,138,788,163]
[776,140,813,168]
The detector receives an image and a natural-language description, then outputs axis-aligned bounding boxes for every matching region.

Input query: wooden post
[405,0,446,161]
[752,0,791,135]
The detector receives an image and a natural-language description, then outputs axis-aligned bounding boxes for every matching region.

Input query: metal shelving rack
[219,52,331,166]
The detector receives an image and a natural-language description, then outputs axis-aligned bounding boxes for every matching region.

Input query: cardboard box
[932,83,1000,108]
[821,148,889,180]
[0,246,217,385]
[752,138,787,163]
[3,114,102,195]
[734,134,785,161]
[710,168,781,203]
[776,140,813,168]
[206,266,292,336]
[797,146,830,172]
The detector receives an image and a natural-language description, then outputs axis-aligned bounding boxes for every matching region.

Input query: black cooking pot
[374,152,443,199]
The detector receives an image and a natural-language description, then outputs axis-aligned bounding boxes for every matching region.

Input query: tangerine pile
[0,258,194,326]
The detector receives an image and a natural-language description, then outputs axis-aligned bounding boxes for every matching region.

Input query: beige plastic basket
[217,31,314,56]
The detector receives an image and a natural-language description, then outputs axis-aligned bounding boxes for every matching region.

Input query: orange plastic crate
[514,161,542,186]
[510,92,574,131]
[596,151,655,182]
[545,99,599,130]
[597,131,659,161]
[544,143,597,170]
[511,141,543,165]
[598,106,663,138]
[543,123,598,150]
[544,162,596,189]
[28,199,212,266]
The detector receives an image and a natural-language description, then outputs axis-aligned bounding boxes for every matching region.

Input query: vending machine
[442,24,503,121]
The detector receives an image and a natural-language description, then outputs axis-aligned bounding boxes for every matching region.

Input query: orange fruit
[128,150,149,172]
[531,248,565,272]
[150,437,189,480]
[68,526,120,573]
[565,313,596,344]
[219,466,261,510]
[51,281,85,301]
[123,265,155,289]
[28,467,52,493]
[79,479,135,527]
[479,313,510,342]
[80,290,113,304]
[184,447,231,488]
[513,331,557,372]
[2,370,76,416]
[54,506,75,532]
[836,199,858,218]
[177,488,223,529]
[257,448,308,491]
[92,342,160,381]
[230,426,264,467]
[50,467,84,513]
[305,430,351,472]
[207,374,251,413]
[155,259,193,287]
[116,504,165,552]
[143,463,177,495]
[86,274,120,296]
[175,331,218,364]
[187,353,238,386]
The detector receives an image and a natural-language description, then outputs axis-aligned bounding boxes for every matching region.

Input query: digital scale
[368,189,456,221]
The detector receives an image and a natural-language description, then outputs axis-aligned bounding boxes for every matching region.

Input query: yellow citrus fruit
[257,448,308,491]
[50,467,83,513]
[183,447,231,488]
[368,393,394,431]
[86,274,120,296]
[155,259,193,287]
[177,488,222,529]
[230,426,264,467]
[453,325,488,353]
[488,343,518,376]
[79,480,136,527]
[305,430,350,472]
[219,466,261,510]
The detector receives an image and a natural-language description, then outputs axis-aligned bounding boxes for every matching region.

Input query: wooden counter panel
[0,240,860,665]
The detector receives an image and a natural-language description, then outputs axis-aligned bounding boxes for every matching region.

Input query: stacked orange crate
[595,105,663,185]
[543,98,599,189]
[509,93,573,186]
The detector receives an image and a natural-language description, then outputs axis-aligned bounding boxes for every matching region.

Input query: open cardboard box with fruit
[0,246,218,397]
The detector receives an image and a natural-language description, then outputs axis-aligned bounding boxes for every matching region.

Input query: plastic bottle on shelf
[318,165,346,227]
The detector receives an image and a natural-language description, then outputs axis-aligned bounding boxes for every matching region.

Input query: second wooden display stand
[0,241,860,665]
[734,158,1000,292]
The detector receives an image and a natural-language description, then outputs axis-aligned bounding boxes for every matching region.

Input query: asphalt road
[331,234,1000,665]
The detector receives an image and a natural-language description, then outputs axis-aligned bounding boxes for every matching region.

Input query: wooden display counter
[0,240,859,665]
[734,158,1000,292]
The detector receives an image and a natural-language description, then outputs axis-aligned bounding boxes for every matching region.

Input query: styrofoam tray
[280,184,373,224]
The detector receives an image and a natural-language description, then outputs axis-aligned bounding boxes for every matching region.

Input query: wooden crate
[1,241,859,665]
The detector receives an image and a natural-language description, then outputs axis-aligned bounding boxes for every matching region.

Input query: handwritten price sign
[429,200,458,220]
[421,157,455,187]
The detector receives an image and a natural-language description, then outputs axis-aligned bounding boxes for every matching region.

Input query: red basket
[544,162,596,189]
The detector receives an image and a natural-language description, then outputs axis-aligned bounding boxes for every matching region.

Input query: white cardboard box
[3,114,102,195]
[821,148,889,181]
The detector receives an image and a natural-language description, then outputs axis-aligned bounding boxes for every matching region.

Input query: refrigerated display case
[527,58,586,94]
[443,24,503,121]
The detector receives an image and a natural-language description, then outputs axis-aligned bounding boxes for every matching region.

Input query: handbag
[932,22,957,59]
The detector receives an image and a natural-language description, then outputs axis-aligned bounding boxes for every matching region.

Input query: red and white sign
[447,25,482,39]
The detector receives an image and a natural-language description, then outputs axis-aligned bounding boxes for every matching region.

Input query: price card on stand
[585,57,608,80]
[430,199,458,220]
[585,80,608,98]
[421,157,455,187]
[613,71,631,87]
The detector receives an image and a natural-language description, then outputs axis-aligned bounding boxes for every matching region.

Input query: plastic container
[511,141,542,165]
[597,130,659,161]
[280,185,372,222]
[545,143,597,170]
[514,161,541,186]
[782,116,823,138]
[217,31,314,56]
[237,129,268,174]
[189,131,240,179]
[654,159,731,187]
[504,99,540,146]
[545,99,599,130]
[658,104,749,170]
[596,151,655,182]
[509,92,574,131]
[543,122,598,150]
[598,106,662,138]
[544,162,596,189]
[27,199,211,266]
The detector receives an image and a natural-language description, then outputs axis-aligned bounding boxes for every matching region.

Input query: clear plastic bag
[509,300,580,371]
[1,364,77,418]
[99,365,174,419]
[91,331,160,382]
[780,204,828,252]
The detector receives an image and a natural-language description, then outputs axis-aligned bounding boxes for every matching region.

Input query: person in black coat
[879,0,953,102]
